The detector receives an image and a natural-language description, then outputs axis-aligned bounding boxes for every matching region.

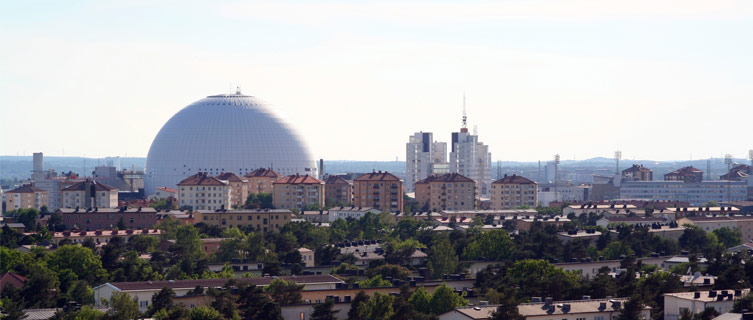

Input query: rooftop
[177,172,227,186]
[664,289,749,303]
[57,207,158,214]
[415,173,474,184]
[354,171,401,182]
[518,298,646,316]
[98,274,343,292]
[215,172,246,183]
[492,174,536,185]
[7,184,46,194]
[324,176,352,185]
[274,174,324,185]
[244,168,280,178]
[62,179,117,192]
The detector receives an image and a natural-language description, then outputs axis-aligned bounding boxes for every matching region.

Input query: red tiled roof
[666,166,703,176]
[105,274,343,291]
[7,184,46,194]
[492,174,536,185]
[0,272,28,284]
[355,171,401,182]
[244,168,280,178]
[623,164,652,173]
[63,179,117,191]
[274,174,323,185]
[324,176,352,185]
[178,173,227,186]
[416,173,474,184]
[215,172,246,183]
[155,187,178,193]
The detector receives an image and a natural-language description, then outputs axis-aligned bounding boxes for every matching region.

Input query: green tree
[598,242,636,260]
[490,288,524,320]
[237,284,282,320]
[147,287,175,316]
[428,236,459,279]
[358,292,394,320]
[208,286,238,319]
[107,291,140,320]
[348,291,370,320]
[504,259,580,300]
[366,264,412,281]
[463,229,514,261]
[408,286,432,314]
[66,280,95,305]
[733,292,753,313]
[14,208,39,231]
[187,306,223,320]
[0,298,28,320]
[20,264,60,308]
[69,305,106,320]
[359,275,392,288]
[310,298,339,320]
[47,245,109,286]
[430,283,467,314]
[712,227,742,248]
[616,295,643,320]
[265,278,304,304]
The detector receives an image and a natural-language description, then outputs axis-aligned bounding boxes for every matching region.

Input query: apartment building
[4,184,48,212]
[623,164,653,181]
[620,180,747,206]
[405,132,448,192]
[61,179,119,209]
[490,174,538,209]
[665,166,704,183]
[216,172,248,208]
[273,174,325,210]
[244,168,280,195]
[414,173,475,211]
[198,208,294,232]
[449,128,492,197]
[177,172,231,211]
[678,213,753,241]
[353,171,403,212]
[324,176,353,206]
[57,207,158,230]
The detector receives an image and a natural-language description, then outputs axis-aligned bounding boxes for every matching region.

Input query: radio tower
[554,154,560,203]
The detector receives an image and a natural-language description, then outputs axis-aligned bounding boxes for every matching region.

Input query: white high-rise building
[405,132,448,192]
[450,128,492,197]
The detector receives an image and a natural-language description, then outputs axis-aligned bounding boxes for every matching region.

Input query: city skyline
[2,1,752,162]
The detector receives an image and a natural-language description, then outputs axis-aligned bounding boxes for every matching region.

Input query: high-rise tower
[406,132,448,192]
[449,101,492,196]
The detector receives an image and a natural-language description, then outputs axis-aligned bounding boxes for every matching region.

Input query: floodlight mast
[614,151,622,176]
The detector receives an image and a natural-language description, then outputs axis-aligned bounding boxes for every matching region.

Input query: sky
[1,0,752,162]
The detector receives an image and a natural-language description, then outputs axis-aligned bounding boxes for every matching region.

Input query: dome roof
[145,93,317,194]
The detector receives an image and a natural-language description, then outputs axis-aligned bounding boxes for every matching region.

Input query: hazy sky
[1,1,752,162]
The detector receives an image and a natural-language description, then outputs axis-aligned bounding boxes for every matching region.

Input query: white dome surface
[145,93,317,194]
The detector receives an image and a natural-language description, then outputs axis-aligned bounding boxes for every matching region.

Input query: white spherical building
[145,92,317,194]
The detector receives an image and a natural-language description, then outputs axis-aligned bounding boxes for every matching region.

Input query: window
[140,301,149,308]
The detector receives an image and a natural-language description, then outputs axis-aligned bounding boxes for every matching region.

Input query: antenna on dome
[236,86,242,95]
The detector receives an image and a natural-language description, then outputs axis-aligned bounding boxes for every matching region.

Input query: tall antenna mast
[554,154,560,203]
[462,93,467,130]
[724,154,733,202]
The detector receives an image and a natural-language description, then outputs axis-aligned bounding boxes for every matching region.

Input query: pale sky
[1,0,752,162]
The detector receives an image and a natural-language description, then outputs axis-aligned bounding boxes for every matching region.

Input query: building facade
[177,172,232,211]
[353,171,404,212]
[620,180,747,206]
[273,174,325,210]
[623,164,653,181]
[490,174,538,209]
[324,176,353,206]
[58,207,158,230]
[405,132,448,192]
[61,179,119,209]
[244,168,280,195]
[4,184,48,212]
[198,208,294,232]
[665,166,704,183]
[216,172,248,209]
[414,173,475,211]
[449,129,492,197]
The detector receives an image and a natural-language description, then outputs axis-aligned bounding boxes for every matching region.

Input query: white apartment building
[620,180,748,206]
[450,129,492,197]
[177,172,231,211]
[405,132,448,192]
[61,179,119,209]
